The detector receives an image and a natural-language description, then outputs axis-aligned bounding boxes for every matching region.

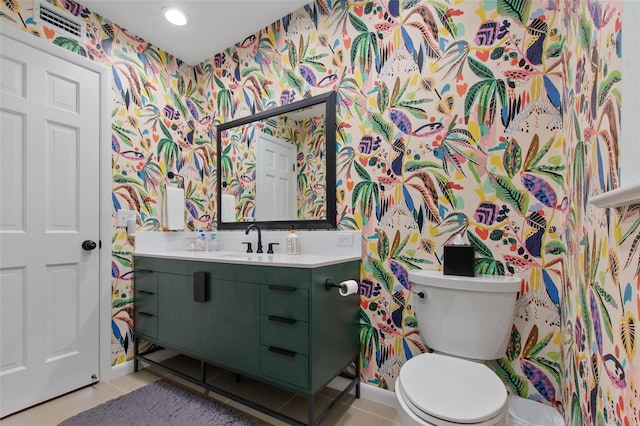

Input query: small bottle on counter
[193,230,206,251]
[286,226,299,255]
[208,229,219,251]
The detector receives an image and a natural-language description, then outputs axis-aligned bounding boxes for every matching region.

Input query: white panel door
[256,132,296,221]
[0,34,101,417]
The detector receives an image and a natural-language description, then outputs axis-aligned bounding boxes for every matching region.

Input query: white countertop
[134,249,362,268]
[133,230,362,268]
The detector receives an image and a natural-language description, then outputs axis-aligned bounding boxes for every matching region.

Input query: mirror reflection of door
[255,132,296,221]
[216,91,337,230]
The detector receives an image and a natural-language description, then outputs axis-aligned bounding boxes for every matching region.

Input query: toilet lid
[399,353,507,424]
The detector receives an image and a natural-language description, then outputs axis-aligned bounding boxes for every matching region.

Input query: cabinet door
[203,279,260,373]
[157,273,204,356]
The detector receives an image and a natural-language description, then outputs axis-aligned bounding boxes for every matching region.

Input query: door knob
[82,240,97,250]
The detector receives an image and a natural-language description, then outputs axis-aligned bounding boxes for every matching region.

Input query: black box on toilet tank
[443,245,475,277]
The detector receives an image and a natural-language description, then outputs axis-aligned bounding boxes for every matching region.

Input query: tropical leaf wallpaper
[219,114,326,221]
[561,0,639,424]
[290,116,328,220]
[201,0,571,409]
[220,124,267,221]
[1,0,216,364]
[2,0,638,424]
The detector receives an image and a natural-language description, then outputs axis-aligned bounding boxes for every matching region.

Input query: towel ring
[167,171,184,188]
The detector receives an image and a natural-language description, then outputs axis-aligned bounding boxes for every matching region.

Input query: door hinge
[292,163,295,172]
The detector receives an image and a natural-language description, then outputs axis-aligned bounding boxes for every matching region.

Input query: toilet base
[395,374,508,426]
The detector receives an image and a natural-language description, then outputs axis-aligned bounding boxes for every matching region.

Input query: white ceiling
[81,0,311,65]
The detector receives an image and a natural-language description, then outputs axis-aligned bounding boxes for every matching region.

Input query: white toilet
[395,270,521,426]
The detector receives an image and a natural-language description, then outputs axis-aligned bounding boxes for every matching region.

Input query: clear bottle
[196,230,207,251]
[208,226,219,251]
[286,226,299,255]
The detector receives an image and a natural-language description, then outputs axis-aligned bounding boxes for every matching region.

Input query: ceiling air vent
[35,1,85,42]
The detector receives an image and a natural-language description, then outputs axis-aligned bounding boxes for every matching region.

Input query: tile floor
[0,355,401,426]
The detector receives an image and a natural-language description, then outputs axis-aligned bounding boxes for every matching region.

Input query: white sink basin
[216,252,271,260]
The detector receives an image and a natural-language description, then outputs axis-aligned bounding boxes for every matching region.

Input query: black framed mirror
[216,91,336,230]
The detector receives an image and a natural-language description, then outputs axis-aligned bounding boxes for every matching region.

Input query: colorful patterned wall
[199,0,569,409]
[199,0,637,421]
[288,115,327,219]
[561,0,640,424]
[3,0,638,424]
[219,115,325,221]
[220,124,261,221]
[1,0,216,364]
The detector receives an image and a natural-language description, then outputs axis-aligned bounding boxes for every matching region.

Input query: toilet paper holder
[325,279,359,296]
[325,279,346,291]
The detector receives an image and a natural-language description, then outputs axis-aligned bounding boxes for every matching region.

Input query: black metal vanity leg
[200,361,206,384]
[356,358,361,399]
[133,338,139,372]
[308,395,314,426]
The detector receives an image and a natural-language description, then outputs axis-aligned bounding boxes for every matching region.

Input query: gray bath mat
[58,379,262,425]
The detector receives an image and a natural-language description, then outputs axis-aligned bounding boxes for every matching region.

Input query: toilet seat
[397,376,507,426]
[398,353,508,425]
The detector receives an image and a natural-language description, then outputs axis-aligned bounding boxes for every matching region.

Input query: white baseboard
[327,376,397,409]
[112,350,398,410]
[110,359,134,379]
[359,382,398,408]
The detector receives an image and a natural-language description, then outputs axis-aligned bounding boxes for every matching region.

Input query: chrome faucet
[245,224,263,253]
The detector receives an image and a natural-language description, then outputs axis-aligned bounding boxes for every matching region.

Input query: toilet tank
[408,270,521,360]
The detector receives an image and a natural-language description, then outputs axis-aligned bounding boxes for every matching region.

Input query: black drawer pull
[136,290,154,296]
[268,316,296,325]
[268,285,296,292]
[137,312,153,318]
[268,346,296,358]
[134,269,153,273]
[193,271,206,303]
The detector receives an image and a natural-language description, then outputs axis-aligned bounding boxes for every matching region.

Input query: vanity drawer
[260,345,308,389]
[134,289,157,316]
[135,312,158,340]
[134,269,157,293]
[260,285,308,321]
[260,315,308,355]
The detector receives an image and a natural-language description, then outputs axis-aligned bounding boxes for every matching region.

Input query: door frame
[0,24,113,383]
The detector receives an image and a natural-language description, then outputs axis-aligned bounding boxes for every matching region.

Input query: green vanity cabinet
[133,269,158,340]
[133,254,360,425]
[204,278,260,373]
[156,272,207,356]
[134,257,261,375]
[259,284,311,389]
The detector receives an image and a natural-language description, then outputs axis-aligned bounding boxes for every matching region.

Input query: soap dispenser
[286,226,299,255]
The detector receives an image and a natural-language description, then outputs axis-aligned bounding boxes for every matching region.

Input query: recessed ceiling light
[163,7,188,26]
